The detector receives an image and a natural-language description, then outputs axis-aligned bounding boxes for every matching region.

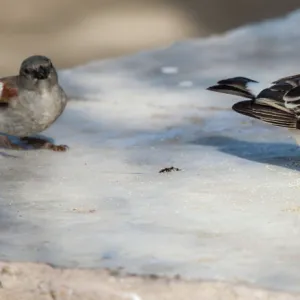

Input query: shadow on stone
[190,135,300,171]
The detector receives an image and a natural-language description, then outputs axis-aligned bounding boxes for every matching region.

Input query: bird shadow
[190,135,300,172]
[0,134,56,157]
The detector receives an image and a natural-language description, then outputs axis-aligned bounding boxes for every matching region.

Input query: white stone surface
[2,10,300,293]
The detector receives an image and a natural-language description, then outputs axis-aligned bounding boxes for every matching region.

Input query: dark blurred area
[1,0,299,75]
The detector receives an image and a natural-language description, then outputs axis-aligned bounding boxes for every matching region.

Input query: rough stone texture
[2,9,300,300]
[0,262,299,300]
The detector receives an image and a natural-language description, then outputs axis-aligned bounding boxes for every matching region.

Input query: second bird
[207,74,300,145]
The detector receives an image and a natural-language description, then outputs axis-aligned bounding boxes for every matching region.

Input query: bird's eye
[24,69,30,75]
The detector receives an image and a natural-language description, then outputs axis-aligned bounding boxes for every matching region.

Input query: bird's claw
[21,137,69,152]
[42,143,69,152]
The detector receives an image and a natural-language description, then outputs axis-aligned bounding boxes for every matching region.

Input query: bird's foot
[21,137,69,152]
[0,135,22,150]
[42,142,69,152]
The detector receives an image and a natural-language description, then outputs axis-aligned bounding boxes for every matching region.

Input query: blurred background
[1,0,299,76]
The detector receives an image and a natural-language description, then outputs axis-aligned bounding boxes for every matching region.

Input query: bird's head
[19,55,58,89]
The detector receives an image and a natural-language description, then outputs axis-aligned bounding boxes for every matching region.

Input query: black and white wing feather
[207,74,300,129]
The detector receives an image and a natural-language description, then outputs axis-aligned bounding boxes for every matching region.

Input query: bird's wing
[272,73,300,86]
[207,74,300,129]
[0,76,18,103]
[232,74,300,129]
[255,73,300,116]
[232,100,298,129]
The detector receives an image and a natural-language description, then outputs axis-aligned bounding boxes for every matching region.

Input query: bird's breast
[17,89,66,132]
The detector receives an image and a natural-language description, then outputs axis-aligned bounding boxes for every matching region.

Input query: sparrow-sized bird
[207,74,300,145]
[0,55,68,151]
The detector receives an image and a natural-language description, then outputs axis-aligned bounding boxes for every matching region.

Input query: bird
[0,55,68,151]
[207,74,300,145]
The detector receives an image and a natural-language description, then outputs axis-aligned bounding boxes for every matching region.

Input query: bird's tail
[207,76,259,99]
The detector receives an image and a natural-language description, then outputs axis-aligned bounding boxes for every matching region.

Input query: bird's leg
[0,135,22,150]
[20,136,69,152]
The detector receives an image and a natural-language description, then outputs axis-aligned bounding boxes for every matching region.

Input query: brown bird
[0,55,68,151]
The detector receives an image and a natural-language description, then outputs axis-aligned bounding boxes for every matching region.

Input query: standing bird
[0,55,68,151]
[207,74,300,145]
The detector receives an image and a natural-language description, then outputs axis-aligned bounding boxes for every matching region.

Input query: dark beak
[36,66,50,80]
